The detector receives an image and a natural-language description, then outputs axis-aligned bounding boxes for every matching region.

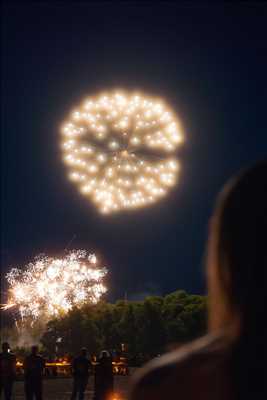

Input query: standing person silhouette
[93,350,114,400]
[23,345,45,400]
[130,161,267,400]
[70,347,91,400]
[0,342,16,400]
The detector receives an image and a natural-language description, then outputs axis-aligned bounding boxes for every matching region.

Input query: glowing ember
[61,90,184,214]
[4,250,107,321]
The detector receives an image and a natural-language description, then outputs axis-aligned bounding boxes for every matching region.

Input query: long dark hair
[207,161,267,398]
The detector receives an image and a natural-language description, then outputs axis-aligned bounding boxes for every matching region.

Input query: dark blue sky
[2,3,267,300]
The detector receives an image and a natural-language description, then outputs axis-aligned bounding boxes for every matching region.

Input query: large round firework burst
[61,90,184,214]
[2,250,107,322]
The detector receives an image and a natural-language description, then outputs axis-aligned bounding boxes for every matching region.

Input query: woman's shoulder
[130,334,232,400]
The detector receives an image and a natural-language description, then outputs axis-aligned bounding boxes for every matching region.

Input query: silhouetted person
[94,350,114,400]
[71,348,91,400]
[0,342,16,400]
[23,346,45,400]
[130,161,267,400]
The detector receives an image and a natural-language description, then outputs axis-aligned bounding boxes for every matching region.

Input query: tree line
[41,290,207,364]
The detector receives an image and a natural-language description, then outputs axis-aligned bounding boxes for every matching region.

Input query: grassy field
[13,376,130,399]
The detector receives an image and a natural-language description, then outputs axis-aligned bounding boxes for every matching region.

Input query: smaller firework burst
[3,250,107,322]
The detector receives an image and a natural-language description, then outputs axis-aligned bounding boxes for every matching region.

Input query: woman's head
[207,161,267,336]
[99,350,110,359]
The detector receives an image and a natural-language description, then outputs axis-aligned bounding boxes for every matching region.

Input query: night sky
[2,3,267,301]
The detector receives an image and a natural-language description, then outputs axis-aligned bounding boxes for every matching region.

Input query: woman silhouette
[93,350,114,400]
[130,161,267,400]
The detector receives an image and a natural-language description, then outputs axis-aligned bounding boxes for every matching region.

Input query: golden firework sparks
[4,250,107,322]
[61,90,184,214]
[0,303,16,311]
